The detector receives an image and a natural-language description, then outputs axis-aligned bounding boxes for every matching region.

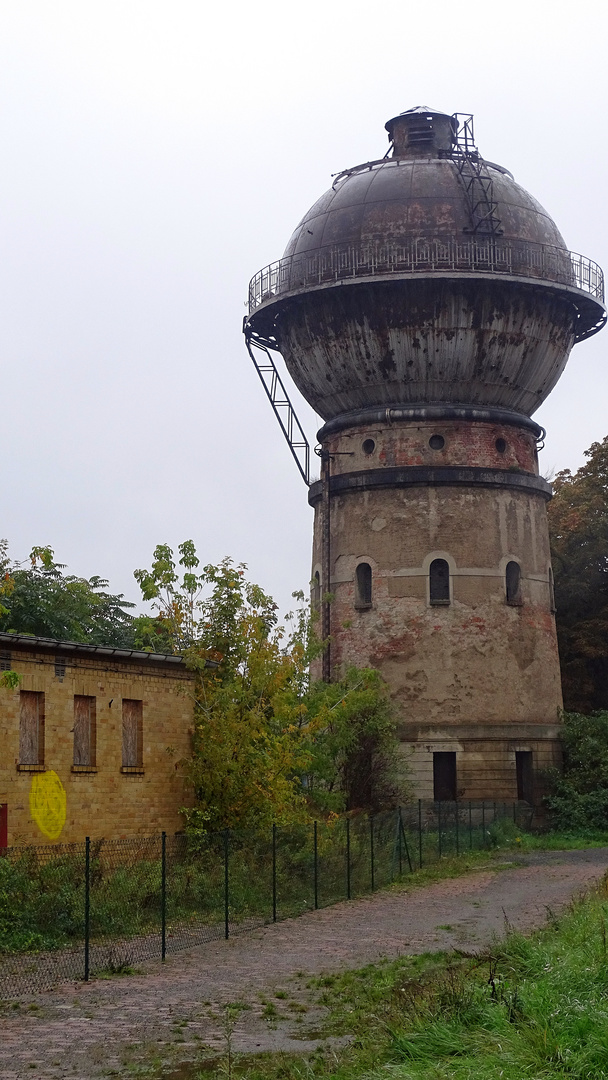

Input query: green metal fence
[0,801,533,998]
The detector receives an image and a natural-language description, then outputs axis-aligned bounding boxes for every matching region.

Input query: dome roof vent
[385,106,456,157]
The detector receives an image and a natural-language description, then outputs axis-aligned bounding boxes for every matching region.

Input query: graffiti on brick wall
[29,770,66,840]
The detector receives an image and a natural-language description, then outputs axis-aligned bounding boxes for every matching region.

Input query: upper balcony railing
[248,237,605,316]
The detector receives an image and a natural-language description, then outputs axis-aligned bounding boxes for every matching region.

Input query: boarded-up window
[122,699,143,768]
[19,691,44,765]
[73,696,96,767]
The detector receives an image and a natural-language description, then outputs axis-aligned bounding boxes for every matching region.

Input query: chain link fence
[0,801,533,998]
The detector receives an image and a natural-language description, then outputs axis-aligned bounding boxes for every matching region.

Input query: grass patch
[182,876,608,1080]
[514,828,608,850]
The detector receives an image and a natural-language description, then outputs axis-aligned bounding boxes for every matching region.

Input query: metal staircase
[243,321,311,486]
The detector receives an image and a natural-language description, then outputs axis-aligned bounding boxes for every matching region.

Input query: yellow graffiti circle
[29,771,66,840]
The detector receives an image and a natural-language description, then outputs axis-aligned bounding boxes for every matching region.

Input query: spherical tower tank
[245,107,606,804]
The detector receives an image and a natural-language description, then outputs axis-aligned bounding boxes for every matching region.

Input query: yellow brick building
[0,632,195,846]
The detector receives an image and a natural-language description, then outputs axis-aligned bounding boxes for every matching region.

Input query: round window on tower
[362,439,376,455]
[429,434,445,450]
[496,438,507,453]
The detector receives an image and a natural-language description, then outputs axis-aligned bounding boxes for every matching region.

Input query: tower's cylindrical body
[246,108,606,803]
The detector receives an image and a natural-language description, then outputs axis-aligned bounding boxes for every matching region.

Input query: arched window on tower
[355,563,372,608]
[506,561,522,605]
[548,566,556,614]
[312,571,321,612]
[429,559,450,605]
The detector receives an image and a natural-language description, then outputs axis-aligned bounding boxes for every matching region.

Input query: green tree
[177,559,317,831]
[134,544,405,831]
[545,711,608,830]
[301,668,404,813]
[548,436,608,711]
[0,541,136,647]
[133,541,204,652]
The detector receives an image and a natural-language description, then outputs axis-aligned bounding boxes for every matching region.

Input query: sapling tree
[134,542,406,831]
[133,540,205,652]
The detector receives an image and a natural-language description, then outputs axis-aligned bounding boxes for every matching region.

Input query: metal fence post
[84,836,90,982]
[370,815,375,891]
[469,800,473,850]
[418,799,423,869]
[455,803,460,856]
[400,808,413,873]
[346,816,351,900]
[161,831,166,962]
[438,801,442,858]
[398,807,403,876]
[224,829,230,939]
[272,824,277,923]
[313,821,318,910]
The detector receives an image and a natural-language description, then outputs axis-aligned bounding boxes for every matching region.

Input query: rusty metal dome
[245,110,605,422]
[282,153,565,259]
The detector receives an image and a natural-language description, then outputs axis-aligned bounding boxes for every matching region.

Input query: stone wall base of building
[397,723,562,805]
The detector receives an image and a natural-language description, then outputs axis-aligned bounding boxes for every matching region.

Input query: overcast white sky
[1,0,607,618]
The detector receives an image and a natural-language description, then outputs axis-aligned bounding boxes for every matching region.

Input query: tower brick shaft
[246,107,606,803]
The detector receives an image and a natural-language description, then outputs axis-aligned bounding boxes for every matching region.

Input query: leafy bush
[0,851,84,952]
[546,710,608,829]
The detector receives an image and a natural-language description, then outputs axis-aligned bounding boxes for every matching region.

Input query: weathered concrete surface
[276,278,576,419]
[0,849,606,1079]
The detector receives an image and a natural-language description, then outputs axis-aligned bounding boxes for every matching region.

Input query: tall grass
[224,879,608,1080]
[383,883,608,1079]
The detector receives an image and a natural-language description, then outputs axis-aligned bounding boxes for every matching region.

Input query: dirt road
[1,848,606,1080]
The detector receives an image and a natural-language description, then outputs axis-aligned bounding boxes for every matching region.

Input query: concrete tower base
[309,407,563,804]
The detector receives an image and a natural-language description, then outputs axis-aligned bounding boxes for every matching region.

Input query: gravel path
[1,848,607,1080]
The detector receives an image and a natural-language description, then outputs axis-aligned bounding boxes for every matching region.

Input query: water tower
[244,108,605,803]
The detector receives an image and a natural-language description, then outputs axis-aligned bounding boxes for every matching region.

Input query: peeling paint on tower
[245,107,606,804]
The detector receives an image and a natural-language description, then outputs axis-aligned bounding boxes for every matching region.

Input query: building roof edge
[0,631,185,666]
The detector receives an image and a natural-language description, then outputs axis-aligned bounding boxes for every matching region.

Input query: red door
[0,804,7,851]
